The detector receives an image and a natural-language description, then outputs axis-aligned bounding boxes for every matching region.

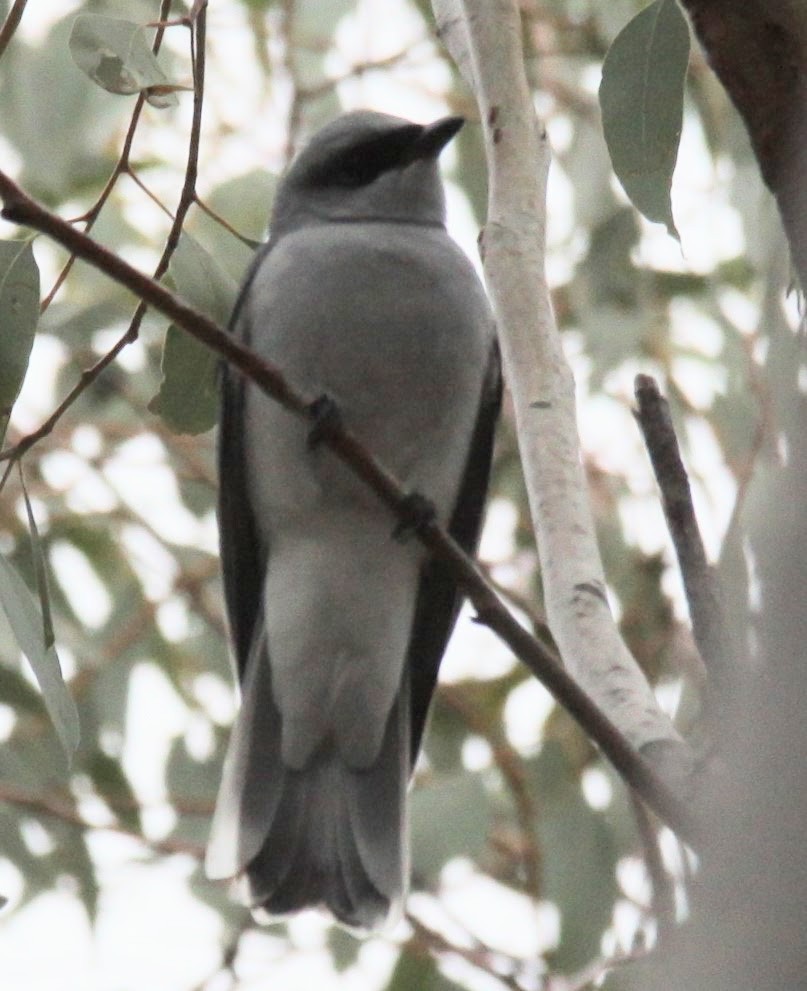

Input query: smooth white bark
[433,0,684,751]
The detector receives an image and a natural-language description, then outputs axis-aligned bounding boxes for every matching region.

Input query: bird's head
[271,110,464,234]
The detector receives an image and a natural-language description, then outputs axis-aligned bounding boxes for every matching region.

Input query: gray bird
[206,110,501,931]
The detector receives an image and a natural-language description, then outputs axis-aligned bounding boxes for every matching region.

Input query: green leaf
[0,15,124,201]
[148,324,220,434]
[527,744,621,971]
[68,14,181,107]
[86,750,141,832]
[0,240,39,446]
[149,234,238,435]
[0,662,46,712]
[599,0,690,238]
[386,948,466,991]
[327,926,362,973]
[411,771,491,880]
[19,475,55,649]
[165,736,219,847]
[0,551,80,761]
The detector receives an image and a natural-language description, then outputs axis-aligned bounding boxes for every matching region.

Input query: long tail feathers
[206,629,409,932]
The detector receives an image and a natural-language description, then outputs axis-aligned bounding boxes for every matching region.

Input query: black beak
[411,116,465,159]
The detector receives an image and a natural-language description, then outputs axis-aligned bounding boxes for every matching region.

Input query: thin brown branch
[2,3,208,478]
[193,195,257,247]
[405,911,524,991]
[633,374,734,706]
[0,326,132,484]
[0,176,701,845]
[40,0,175,311]
[0,782,204,858]
[0,0,26,61]
[630,794,676,944]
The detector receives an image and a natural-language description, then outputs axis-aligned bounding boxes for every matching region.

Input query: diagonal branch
[0,171,700,843]
[633,374,735,712]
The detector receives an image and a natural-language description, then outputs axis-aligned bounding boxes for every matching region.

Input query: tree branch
[1,2,207,482]
[633,374,734,710]
[0,0,27,62]
[431,0,690,760]
[0,172,700,843]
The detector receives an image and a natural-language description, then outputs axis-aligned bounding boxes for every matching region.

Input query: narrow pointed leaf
[599,0,690,238]
[0,552,79,760]
[0,240,39,446]
[20,473,55,648]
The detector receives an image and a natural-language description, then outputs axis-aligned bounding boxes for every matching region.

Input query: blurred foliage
[0,0,790,988]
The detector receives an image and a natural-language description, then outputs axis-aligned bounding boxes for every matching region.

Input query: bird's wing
[217,244,273,680]
[407,340,502,764]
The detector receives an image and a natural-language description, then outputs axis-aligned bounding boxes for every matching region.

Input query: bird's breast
[240,221,493,527]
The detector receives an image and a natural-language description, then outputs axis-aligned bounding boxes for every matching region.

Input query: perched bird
[206,110,501,931]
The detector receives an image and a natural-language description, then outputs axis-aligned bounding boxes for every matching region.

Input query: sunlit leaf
[599,0,690,237]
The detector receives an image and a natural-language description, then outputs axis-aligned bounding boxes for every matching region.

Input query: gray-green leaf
[69,14,181,108]
[0,552,80,761]
[599,0,690,238]
[411,771,491,879]
[0,240,39,446]
[149,233,239,435]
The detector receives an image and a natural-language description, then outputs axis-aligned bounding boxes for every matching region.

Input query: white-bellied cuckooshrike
[206,111,501,930]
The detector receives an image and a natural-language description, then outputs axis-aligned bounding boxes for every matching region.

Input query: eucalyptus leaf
[0,15,123,200]
[86,750,141,832]
[327,926,362,973]
[0,240,39,446]
[411,771,491,880]
[599,0,690,238]
[69,14,180,107]
[528,744,620,971]
[0,551,79,761]
[387,948,466,991]
[149,234,238,434]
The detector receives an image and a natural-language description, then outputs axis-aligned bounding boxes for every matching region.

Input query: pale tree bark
[431,0,690,765]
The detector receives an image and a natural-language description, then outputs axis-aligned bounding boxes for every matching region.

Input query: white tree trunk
[432,0,685,754]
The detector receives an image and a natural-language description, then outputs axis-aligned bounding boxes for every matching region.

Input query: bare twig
[633,374,734,703]
[0,782,204,858]
[40,0,176,311]
[0,0,27,61]
[0,173,700,843]
[406,911,524,990]
[630,794,676,944]
[0,326,133,490]
[1,3,208,481]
